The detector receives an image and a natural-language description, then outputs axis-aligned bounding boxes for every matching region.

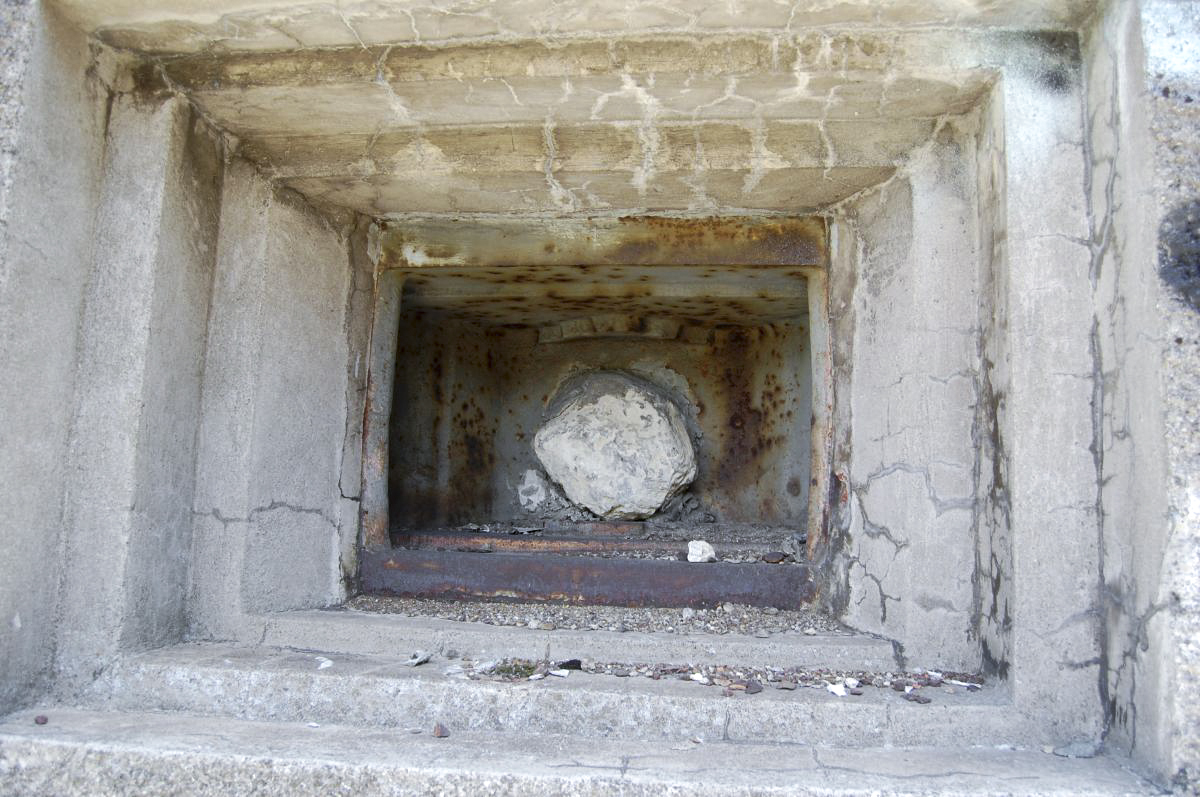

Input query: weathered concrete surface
[0,709,1154,797]
[0,3,111,714]
[534,373,697,519]
[56,94,223,693]
[53,0,1100,55]
[1080,0,1170,784]
[255,610,897,673]
[1144,1,1200,789]
[85,643,1024,748]
[188,159,359,640]
[0,2,1194,791]
[998,34,1104,747]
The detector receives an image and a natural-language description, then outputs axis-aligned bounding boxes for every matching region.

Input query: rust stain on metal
[361,548,815,609]
[379,216,826,271]
[392,529,763,556]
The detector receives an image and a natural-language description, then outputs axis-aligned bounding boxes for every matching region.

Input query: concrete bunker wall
[0,1,1197,786]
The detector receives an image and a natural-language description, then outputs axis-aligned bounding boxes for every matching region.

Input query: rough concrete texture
[1081,0,1171,784]
[56,94,222,694]
[534,372,697,519]
[0,0,1196,791]
[0,3,112,714]
[51,0,1098,54]
[189,160,356,638]
[84,644,1025,749]
[0,709,1155,797]
[256,609,898,673]
[0,0,35,247]
[834,116,984,675]
[1143,0,1200,789]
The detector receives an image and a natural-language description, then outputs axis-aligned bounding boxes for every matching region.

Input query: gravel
[438,654,984,702]
[348,594,843,636]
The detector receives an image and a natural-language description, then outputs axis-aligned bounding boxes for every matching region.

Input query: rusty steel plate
[391,529,769,557]
[360,548,815,609]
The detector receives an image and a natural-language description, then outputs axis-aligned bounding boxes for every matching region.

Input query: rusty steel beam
[360,548,815,609]
[538,521,646,535]
[378,216,827,270]
[392,529,773,557]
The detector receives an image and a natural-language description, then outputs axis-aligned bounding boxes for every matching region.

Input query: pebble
[432,723,451,738]
[760,552,787,564]
[687,540,718,563]
[33,715,48,726]
[745,680,763,695]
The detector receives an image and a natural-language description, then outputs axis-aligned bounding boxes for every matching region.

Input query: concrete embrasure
[0,0,1196,790]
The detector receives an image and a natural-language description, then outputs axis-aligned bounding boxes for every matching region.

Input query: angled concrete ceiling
[57,0,1099,54]
[55,1,1088,217]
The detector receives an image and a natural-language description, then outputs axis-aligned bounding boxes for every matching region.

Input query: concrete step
[0,708,1156,796]
[254,608,900,672]
[86,642,1030,748]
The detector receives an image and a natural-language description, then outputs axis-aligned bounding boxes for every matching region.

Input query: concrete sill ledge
[0,708,1156,796]
[84,642,1020,749]
[248,607,903,673]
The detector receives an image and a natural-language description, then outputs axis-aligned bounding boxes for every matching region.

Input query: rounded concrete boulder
[533,373,697,520]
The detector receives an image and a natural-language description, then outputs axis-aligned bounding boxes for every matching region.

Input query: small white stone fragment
[689,673,710,685]
[528,672,546,681]
[803,627,818,636]
[404,650,432,667]
[11,612,20,631]
[549,669,570,678]
[681,607,696,620]
[687,540,717,563]
[826,682,847,697]
[307,722,321,728]
[844,677,860,689]
[517,469,549,512]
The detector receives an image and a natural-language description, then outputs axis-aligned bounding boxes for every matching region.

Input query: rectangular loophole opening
[360,218,830,609]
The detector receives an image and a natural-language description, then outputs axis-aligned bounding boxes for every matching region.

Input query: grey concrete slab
[85,643,1028,749]
[0,708,1156,796]
[256,609,900,672]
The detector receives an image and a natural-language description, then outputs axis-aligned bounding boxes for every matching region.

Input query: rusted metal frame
[360,215,833,576]
[377,216,828,270]
[805,267,835,557]
[392,529,771,557]
[361,548,816,609]
[360,270,405,549]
